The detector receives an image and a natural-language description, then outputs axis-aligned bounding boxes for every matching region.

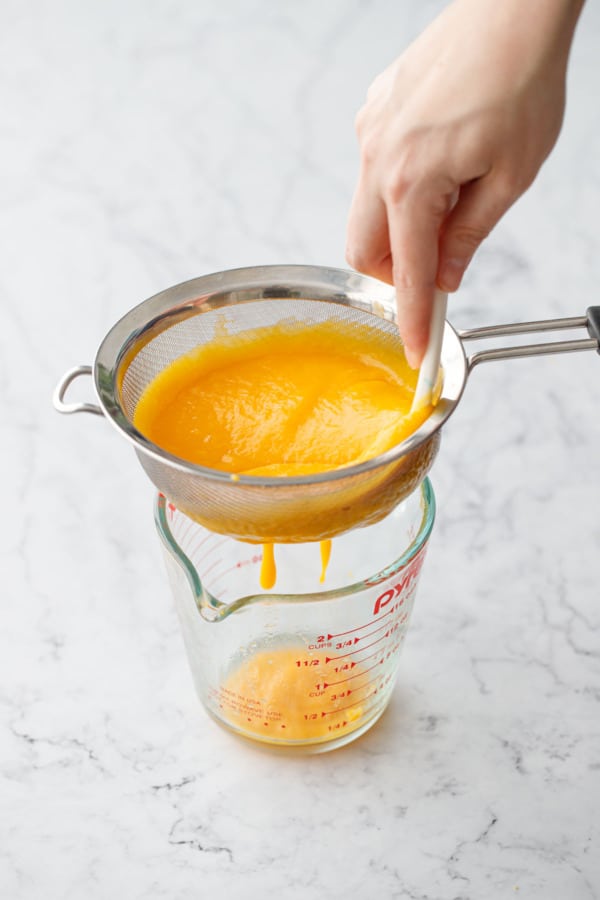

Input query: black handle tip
[586,306,600,354]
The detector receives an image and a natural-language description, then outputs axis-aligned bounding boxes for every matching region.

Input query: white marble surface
[2,1,600,897]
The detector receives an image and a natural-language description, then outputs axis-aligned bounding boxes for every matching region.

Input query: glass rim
[154,478,435,612]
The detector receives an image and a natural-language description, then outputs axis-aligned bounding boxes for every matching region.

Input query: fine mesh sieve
[54,265,600,543]
[120,296,444,543]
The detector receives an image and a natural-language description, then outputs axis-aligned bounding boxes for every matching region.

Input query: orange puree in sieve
[134,320,426,472]
[133,320,429,586]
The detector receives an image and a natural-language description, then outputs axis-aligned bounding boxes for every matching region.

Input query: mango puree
[133,319,426,474]
[219,647,368,744]
[133,320,429,587]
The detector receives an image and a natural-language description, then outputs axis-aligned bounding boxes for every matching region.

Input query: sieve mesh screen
[119,298,403,421]
[92,268,443,543]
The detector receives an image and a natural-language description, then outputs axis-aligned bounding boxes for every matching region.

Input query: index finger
[386,190,444,368]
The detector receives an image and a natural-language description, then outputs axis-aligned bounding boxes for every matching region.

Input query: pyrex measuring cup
[155,479,435,752]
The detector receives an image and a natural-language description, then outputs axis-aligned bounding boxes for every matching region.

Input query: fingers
[437,173,517,292]
[346,175,394,286]
[347,177,443,368]
[386,190,445,368]
[348,163,507,369]
[347,166,455,368]
[346,77,399,285]
[388,171,522,367]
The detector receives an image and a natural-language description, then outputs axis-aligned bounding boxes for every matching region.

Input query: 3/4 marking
[320,688,379,716]
[319,603,401,641]
[326,630,390,662]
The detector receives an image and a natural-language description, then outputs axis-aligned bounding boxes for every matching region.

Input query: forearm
[445,0,585,80]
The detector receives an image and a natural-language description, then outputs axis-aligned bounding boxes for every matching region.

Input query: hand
[346,0,584,367]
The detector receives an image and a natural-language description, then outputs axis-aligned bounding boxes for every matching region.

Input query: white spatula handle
[411,289,447,414]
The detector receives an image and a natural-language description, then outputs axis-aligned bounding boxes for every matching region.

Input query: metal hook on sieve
[53,365,103,416]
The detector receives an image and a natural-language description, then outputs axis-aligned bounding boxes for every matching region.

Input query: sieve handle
[459,306,600,371]
[53,365,104,416]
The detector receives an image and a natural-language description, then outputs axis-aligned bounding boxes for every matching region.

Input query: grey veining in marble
[1,1,600,898]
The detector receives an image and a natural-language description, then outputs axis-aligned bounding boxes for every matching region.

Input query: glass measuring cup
[155,479,435,753]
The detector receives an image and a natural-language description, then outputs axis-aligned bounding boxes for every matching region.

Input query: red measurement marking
[320,658,386,688]
[209,565,242,583]
[354,648,388,666]
[326,631,390,662]
[320,689,379,716]
[200,559,226,580]
[194,535,230,564]
[327,661,356,676]
[354,620,392,642]
[330,689,352,701]
[334,637,360,650]
[209,557,261,584]
[324,603,401,640]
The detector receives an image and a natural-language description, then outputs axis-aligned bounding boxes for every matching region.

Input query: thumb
[437,175,514,292]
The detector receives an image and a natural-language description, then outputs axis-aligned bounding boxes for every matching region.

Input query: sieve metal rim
[92,264,468,486]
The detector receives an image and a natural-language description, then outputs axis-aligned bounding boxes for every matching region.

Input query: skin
[346,0,585,368]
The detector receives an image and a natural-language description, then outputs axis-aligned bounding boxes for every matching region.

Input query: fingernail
[438,258,466,292]
[404,345,422,370]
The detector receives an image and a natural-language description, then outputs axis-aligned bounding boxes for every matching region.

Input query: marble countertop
[2,1,600,898]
